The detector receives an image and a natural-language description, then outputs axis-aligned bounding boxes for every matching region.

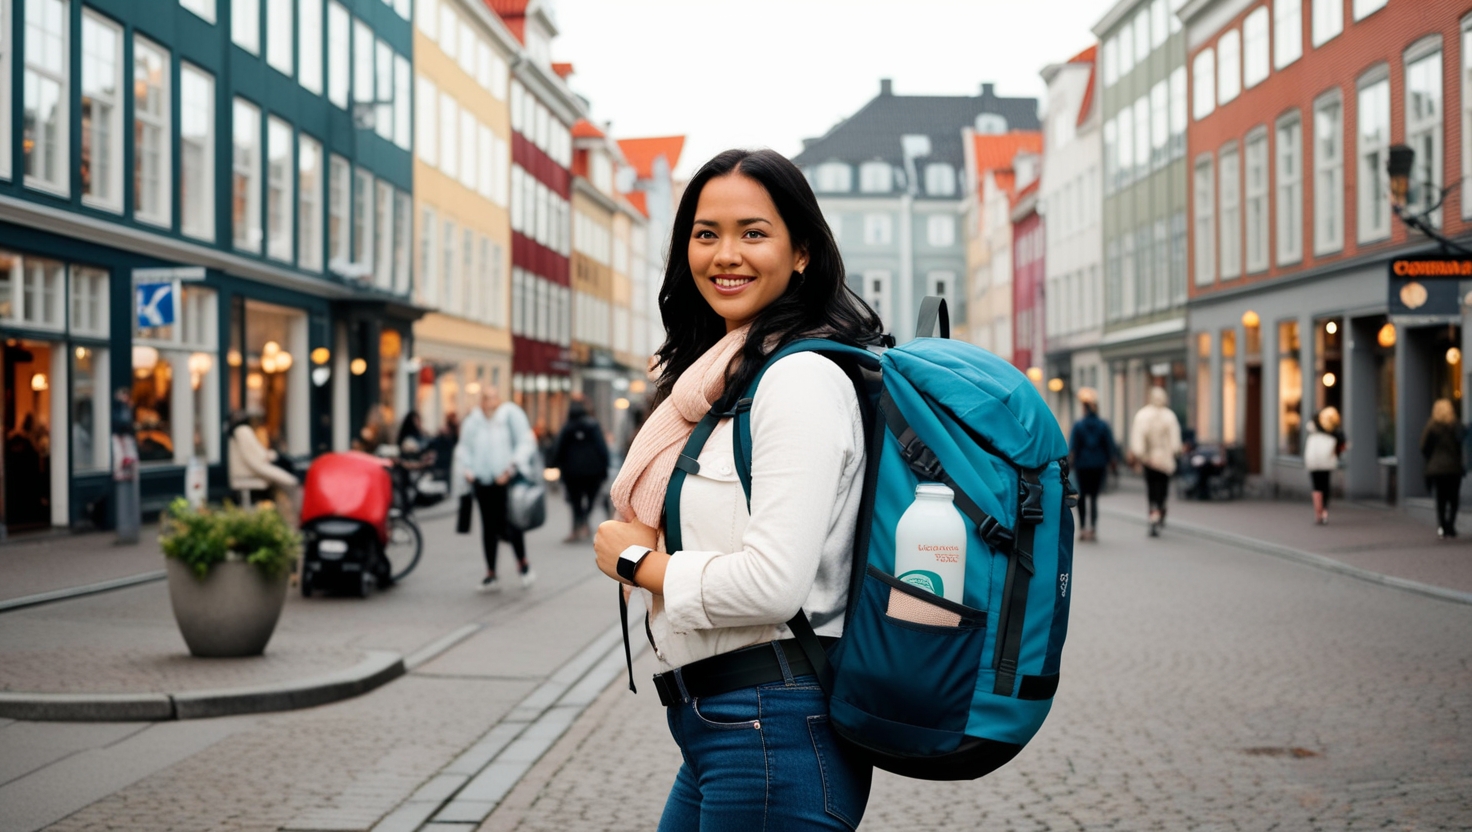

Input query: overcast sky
[550,0,1113,178]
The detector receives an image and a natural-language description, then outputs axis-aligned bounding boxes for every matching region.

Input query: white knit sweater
[643,352,866,671]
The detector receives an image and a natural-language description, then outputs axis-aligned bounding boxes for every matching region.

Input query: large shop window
[133,283,219,465]
[1314,317,1343,417]
[1221,328,1238,444]
[1278,319,1302,456]
[230,300,308,457]
[1195,332,1212,439]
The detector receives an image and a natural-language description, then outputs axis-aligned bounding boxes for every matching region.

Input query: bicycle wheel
[384,513,423,582]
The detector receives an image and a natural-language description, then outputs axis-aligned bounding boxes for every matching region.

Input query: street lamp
[1386,144,1470,255]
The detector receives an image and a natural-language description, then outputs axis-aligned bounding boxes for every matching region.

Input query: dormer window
[814,162,852,193]
[859,161,892,193]
[925,163,956,197]
[975,113,1008,134]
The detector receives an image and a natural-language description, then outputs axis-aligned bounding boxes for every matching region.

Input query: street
[2,491,1470,831]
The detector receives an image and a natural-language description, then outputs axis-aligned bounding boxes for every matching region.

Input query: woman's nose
[714,238,741,269]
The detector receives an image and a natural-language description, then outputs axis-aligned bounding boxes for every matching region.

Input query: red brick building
[1181,0,1471,511]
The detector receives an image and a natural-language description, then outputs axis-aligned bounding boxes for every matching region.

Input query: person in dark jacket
[552,397,610,543]
[1069,387,1120,542]
[1421,398,1466,538]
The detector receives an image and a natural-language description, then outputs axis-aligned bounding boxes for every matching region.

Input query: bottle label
[898,569,944,598]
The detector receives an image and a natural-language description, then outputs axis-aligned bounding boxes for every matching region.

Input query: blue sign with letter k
[136,282,175,328]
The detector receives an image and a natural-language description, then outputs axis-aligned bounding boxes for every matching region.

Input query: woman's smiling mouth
[712,274,755,294]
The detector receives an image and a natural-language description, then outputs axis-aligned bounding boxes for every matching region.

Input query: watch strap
[616,545,653,583]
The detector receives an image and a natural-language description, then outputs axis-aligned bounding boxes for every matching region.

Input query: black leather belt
[652,637,837,707]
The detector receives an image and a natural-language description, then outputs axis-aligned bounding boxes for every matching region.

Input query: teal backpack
[670,297,1075,780]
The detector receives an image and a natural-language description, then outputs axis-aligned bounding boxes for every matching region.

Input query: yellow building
[410,0,517,435]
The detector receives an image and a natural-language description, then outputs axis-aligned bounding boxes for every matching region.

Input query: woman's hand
[594,518,666,592]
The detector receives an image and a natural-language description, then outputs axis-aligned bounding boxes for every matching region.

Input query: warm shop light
[275,351,294,372]
[614,397,630,410]
[261,355,278,374]
[227,348,243,367]
[1026,366,1044,383]
[263,340,281,357]
[75,346,89,360]
[1325,321,1338,335]
[1377,323,1397,348]
[132,344,160,371]
[247,372,264,390]
[1241,310,1260,328]
[1448,347,1462,365]
[1047,377,1065,393]
[629,379,647,394]
[350,358,368,376]
[30,373,48,391]
[1322,372,1336,388]
[465,382,482,395]
[188,352,214,376]
[311,347,331,365]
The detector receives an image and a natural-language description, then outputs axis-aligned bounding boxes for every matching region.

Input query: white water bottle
[894,483,967,603]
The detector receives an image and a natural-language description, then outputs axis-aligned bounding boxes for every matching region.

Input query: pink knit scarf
[611,324,752,528]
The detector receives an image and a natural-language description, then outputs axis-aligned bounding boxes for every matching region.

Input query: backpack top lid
[885,338,1068,470]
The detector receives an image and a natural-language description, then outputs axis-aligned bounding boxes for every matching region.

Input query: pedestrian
[1129,386,1182,537]
[456,387,538,590]
[1420,398,1465,539]
[594,148,883,830]
[1069,387,1119,541]
[1303,406,1345,525]
[551,397,610,543]
[227,410,300,522]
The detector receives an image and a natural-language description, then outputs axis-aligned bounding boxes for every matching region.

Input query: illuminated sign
[1388,256,1470,319]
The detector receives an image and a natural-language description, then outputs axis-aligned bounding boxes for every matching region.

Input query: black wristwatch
[616,545,654,585]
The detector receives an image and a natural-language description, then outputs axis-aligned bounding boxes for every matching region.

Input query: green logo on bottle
[898,570,944,598]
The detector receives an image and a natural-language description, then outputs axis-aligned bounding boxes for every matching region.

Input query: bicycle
[376,452,439,585]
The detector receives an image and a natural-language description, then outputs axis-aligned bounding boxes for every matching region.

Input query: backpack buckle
[1019,478,1045,525]
[902,437,946,482]
[977,515,1015,550]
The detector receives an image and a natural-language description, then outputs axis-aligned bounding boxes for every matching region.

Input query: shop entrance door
[1244,365,1263,475]
[2,339,56,531]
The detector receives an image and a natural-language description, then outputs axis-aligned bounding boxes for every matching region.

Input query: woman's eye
[694,230,715,239]
[743,230,766,239]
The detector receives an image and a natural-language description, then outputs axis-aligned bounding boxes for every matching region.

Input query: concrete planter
[165,556,289,658]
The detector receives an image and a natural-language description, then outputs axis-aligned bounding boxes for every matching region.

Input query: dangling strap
[914,296,950,339]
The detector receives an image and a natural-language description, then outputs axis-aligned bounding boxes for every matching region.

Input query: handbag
[507,451,547,531]
[456,492,474,534]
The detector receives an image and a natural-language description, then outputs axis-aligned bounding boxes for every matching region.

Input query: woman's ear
[795,247,810,275]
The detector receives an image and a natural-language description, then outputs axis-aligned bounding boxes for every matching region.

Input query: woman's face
[688,173,808,333]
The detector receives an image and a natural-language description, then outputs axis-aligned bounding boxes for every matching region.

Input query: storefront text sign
[136,282,175,328]
[1388,255,1470,321]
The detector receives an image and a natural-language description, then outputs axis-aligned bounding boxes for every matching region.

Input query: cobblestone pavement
[0,526,163,602]
[478,523,1472,831]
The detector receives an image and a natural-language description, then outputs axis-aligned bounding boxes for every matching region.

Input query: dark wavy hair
[651,149,885,408]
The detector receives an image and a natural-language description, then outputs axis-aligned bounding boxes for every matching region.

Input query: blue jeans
[658,674,872,831]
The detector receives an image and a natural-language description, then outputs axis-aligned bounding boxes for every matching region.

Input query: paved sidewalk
[0,526,163,604]
[1094,479,1472,597]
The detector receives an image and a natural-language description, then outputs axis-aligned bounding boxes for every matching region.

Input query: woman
[551,397,610,543]
[1069,387,1119,541]
[1421,398,1465,538]
[1128,386,1182,537]
[594,149,882,830]
[227,410,299,519]
[1303,406,1345,525]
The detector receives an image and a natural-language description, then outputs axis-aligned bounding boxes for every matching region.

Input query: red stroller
[299,452,396,597]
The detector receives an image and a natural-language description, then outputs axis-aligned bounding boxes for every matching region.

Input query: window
[1276,115,1303,265]
[1405,47,1443,224]
[1352,0,1386,21]
[863,213,891,245]
[1103,36,1118,87]
[1151,80,1168,164]
[460,109,476,190]
[1314,316,1344,416]
[232,0,259,54]
[1221,328,1238,443]
[80,11,123,211]
[1357,73,1390,242]
[926,214,955,247]
[393,0,410,20]
[1170,67,1187,156]
[1278,319,1302,456]
[1189,156,1212,285]
[1218,30,1241,106]
[1121,232,1136,319]
[863,271,890,320]
[416,76,438,166]
[419,207,437,304]
[353,169,374,271]
[1243,7,1269,87]
[814,162,851,193]
[1117,111,1133,183]
[328,154,350,266]
[353,19,373,107]
[375,180,393,288]
[232,98,262,252]
[438,3,457,60]
[1172,211,1188,305]
[298,135,323,271]
[180,64,214,241]
[1312,0,1342,47]
[1193,49,1215,120]
[509,165,523,231]
[375,39,393,140]
[71,345,110,472]
[441,219,457,308]
[180,0,215,23]
[925,163,956,196]
[266,0,292,75]
[25,0,69,194]
[299,0,322,94]
[266,118,293,262]
[133,37,170,227]
[1133,95,1149,172]
[1196,332,1212,440]
[394,191,411,294]
[1273,0,1301,68]
[439,92,458,179]
[1134,9,1150,63]
[1219,145,1240,279]
[0,251,63,330]
[1120,24,1134,78]
[70,266,108,337]
[327,2,349,108]
[859,161,891,193]
[394,55,411,150]
[1151,0,1167,48]
[1105,238,1121,322]
[1244,130,1268,272]
[1314,92,1344,253]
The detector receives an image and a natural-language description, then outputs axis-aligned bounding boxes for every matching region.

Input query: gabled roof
[623,190,649,218]
[792,82,1039,171]
[485,0,528,42]
[552,62,574,79]
[618,136,686,180]
[571,119,605,139]
[971,132,1043,183]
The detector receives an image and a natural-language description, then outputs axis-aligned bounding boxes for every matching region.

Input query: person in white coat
[1129,386,1183,537]
[456,387,537,591]
[227,411,299,520]
[1303,406,1344,525]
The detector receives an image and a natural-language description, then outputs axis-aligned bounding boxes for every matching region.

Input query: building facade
[617,135,683,364]
[569,117,617,430]
[964,131,1043,361]
[1094,0,1192,441]
[1013,180,1046,382]
[793,79,1039,342]
[1040,46,1106,426]
[1182,0,1470,512]
[410,0,513,435]
[0,0,418,534]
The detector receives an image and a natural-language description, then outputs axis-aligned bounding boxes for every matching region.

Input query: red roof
[1012,177,1040,210]
[1069,44,1097,64]
[617,136,686,180]
[1071,46,1098,129]
[571,119,605,139]
[552,62,574,79]
[971,131,1043,188]
[624,190,649,218]
[484,0,527,42]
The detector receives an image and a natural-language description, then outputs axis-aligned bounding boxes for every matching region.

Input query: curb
[1102,507,1472,606]
[0,570,168,614]
[0,624,484,722]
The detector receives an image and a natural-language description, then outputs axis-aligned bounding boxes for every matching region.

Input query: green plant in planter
[162,498,301,580]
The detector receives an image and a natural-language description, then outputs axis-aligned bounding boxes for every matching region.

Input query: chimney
[981,83,995,98]
[880,78,893,97]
